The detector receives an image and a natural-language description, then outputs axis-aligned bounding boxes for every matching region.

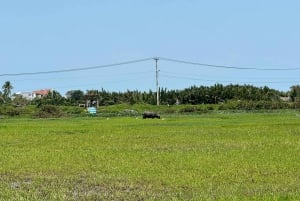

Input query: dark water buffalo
[142,111,160,119]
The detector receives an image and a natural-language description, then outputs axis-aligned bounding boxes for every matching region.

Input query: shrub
[34,105,65,118]
[0,105,23,117]
[217,104,227,110]
[179,106,198,113]
[206,105,214,110]
[121,109,139,117]
[165,108,176,114]
[61,106,86,116]
[6,107,21,116]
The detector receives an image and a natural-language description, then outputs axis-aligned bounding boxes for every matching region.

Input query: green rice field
[1,112,300,200]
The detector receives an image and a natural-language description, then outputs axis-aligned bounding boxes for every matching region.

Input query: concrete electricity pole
[154,57,160,106]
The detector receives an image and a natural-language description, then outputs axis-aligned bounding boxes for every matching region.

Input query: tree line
[64,84,291,106]
[2,81,300,107]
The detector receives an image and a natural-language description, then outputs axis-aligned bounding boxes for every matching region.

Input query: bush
[179,106,198,113]
[206,105,214,110]
[222,100,292,111]
[179,105,211,114]
[0,105,23,117]
[217,104,227,110]
[61,106,86,116]
[34,105,65,118]
[294,100,300,109]
[165,108,176,114]
[120,109,139,117]
[6,107,21,116]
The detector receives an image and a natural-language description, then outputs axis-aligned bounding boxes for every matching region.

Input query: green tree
[290,85,300,102]
[12,94,29,106]
[2,81,13,102]
[34,90,66,106]
[46,90,65,105]
[66,90,85,105]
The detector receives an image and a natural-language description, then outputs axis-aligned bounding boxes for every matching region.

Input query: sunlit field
[1,112,300,200]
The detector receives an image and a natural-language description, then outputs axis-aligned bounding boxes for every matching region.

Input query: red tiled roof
[33,89,51,95]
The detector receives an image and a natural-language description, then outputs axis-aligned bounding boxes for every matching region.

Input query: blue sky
[1,1,300,95]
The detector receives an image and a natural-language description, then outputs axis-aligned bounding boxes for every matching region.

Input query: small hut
[84,94,99,108]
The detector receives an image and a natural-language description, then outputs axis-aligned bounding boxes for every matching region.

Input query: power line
[3,56,300,94]
[160,73,297,84]
[160,57,300,71]
[2,56,300,78]
[17,76,154,93]
[160,70,300,81]
[0,70,154,82]
[0,57,153,77]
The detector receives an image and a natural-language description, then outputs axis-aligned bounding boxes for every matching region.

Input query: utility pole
[154,57,160,106]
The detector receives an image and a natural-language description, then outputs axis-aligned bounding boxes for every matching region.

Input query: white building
[15,89,52,100]
[15,92,35,100]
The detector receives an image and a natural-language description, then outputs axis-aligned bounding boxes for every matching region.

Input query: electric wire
[2,56,300,78]
[0,70,154,83]
[0,57,153,77]
[160,74,296,84]
[160,70,299,82]
[2,56,300,93]
[17,76,154,92]
[159,57,300,71]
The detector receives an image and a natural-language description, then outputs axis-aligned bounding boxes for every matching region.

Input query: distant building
[280,96,291,102]
[32,89,51,99]
[15,92,35,100]
[16,89,52,100]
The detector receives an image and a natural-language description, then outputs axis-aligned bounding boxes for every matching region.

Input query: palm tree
[2,81,13,101]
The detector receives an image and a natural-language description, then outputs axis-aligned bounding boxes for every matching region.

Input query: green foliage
[290,85,300,102]
[34,105,65,118]
[11,94,29,106]
[65,90,84,105]
[225,100,292,110]
[1,80,293,108]
[0,106,19,116]
[0,101,297,120]
[32,90,66,106]
[0,80,297,117]
[60,106,86,115]
[0,105,29,117]
[1,81,13,102]
[63,84,287,106]
[5,107,21,116]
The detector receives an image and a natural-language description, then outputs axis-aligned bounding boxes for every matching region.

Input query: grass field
[1,111,300,200]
